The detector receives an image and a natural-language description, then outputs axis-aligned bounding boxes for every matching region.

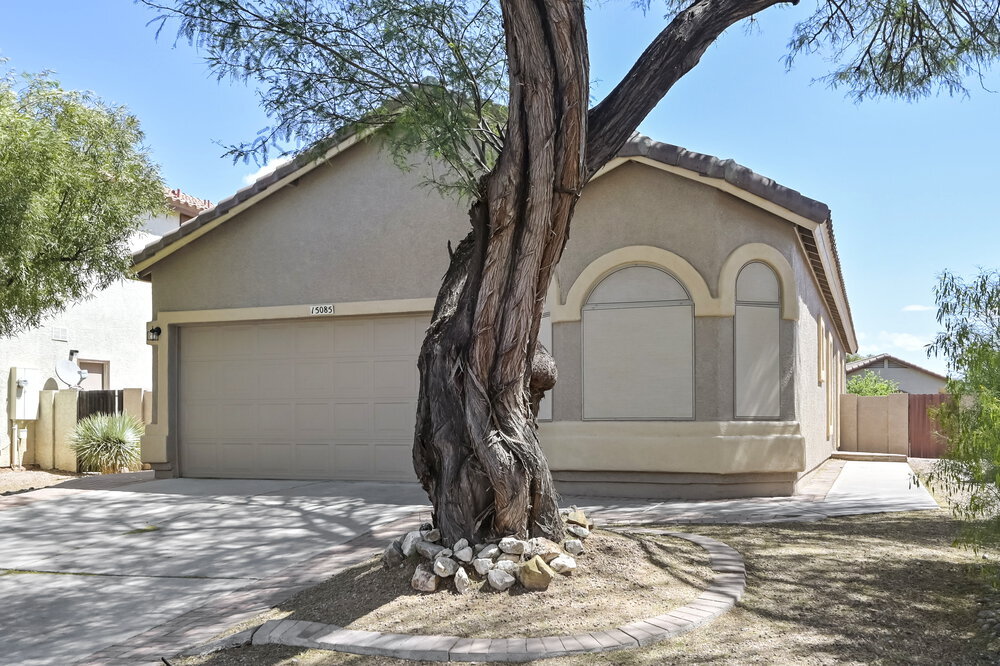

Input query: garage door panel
[373,359,417,395]
[179,314,424,480]
[294,402,332,439]
[216,360,258,398]
[331,360,373,396]
[295,322,334,356]
[257,443,294,474]
[331,402,372,435]
[180,360,217,399]
[373,401,416,434]
[220,442,257,475]
[182,440,219,476]
[294,361,335,396]
[258,323,293,356]
[294,443,332,476]
[333,320,372,355]
[216,403,257,437]
[182,327,219,359]
[334,444,372,475]
[374,318,417,353]
[375,444,411,475]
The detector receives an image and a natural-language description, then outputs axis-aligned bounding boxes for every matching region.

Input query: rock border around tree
[244,530,746,662]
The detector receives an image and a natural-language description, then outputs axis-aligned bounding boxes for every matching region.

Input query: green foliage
[0,67,165,336]
[143,0,506,198]
[846,369,901,395]
[143,0,1000,202]
[846,352,873,363]
[922,269,1000,554]
[71,412,145,474]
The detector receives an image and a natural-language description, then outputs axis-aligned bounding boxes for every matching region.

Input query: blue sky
[3,1,997,375]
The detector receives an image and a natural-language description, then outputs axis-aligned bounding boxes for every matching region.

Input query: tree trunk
[412,0,587,546]
[413,0,793,546]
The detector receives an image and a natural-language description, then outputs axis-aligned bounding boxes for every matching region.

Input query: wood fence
[840,393,949,458]
[77,390,126,420]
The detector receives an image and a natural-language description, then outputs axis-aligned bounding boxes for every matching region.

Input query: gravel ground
[180,508,997,666]
[0,468,78,495]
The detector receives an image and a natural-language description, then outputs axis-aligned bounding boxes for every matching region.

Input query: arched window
[734,262,780,418]
[583,266,694,419]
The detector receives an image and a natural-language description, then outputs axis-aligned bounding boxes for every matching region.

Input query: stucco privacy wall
[847,364,945,395]
[144,140,849,492]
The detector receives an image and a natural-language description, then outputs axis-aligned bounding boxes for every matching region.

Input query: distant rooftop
[165,188,213,217]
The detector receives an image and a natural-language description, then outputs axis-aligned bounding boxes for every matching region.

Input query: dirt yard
[180,507,997,665]
[0,468,78,495]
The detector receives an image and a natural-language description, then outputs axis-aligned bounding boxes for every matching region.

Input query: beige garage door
[178,314,429,480]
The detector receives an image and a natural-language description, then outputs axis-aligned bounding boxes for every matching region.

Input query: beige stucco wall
[790,243,847,476]
[144,144,849,486]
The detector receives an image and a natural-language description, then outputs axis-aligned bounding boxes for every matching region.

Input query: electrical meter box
[8,367,42,420]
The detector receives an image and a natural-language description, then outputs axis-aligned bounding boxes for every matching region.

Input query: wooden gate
[77,390,125,420]
[908,393,949,458]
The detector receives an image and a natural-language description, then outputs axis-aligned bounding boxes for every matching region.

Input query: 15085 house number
[309,304,335,315]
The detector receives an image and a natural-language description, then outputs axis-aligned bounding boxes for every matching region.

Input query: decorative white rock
[498,553,522,564]
[564,539,585,555]
[472,558,494,576]
[411,563,439,592]
[401,531,423,557]
[494,559,518,575]
[439,548,453,559]
[415,540,445,560]
[423,528,441,543]
[499,537,527,555]
[566,524,591,539]
[487,569,516,591]
[455,547,474,563]
[479,544,501,560]
[549,554,577,574]
[433,557,460,577]
[454,566,472,594]
[453,538,469,551]
[527,537,563,563]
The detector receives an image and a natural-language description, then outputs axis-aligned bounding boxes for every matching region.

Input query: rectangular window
[735,305,780,418]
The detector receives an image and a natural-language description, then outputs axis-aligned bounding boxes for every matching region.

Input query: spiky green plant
[71,412,144,474]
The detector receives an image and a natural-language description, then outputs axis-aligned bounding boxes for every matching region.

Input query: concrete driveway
[0,475,429,665]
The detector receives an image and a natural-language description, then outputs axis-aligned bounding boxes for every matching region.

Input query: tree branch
[585,0,795,177]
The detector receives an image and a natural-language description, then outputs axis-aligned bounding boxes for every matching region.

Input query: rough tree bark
[413,0,792,546]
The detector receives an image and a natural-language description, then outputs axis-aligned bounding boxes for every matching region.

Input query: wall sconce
[147,326,162,342]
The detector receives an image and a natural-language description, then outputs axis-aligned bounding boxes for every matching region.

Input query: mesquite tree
[145,0,1000,544]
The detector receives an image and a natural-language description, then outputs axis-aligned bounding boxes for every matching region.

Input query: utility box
[8,367,42,420]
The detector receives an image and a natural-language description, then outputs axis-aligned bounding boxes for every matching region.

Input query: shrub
[71,412,144,474]
[846,370,900,396]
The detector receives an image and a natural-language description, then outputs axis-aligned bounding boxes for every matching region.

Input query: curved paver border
[248,531,745,662]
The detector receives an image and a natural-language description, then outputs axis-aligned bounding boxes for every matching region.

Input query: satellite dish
[56,359,89,389]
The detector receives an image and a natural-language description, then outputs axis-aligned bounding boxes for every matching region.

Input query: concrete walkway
[0,460,939,664]
[570,461,940,526]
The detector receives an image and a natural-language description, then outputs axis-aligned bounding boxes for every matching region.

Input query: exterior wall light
[147,326,162,342]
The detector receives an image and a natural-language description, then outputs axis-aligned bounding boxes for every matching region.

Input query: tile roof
[133,133,855,349]
[165,188,214,216]
[846,353,948,380]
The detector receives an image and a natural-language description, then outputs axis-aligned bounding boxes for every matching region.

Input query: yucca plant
[71,412,144,474]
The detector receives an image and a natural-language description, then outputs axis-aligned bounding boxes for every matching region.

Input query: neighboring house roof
[132,132,856,350]
[846,353,948,381]
[165,187,214,217]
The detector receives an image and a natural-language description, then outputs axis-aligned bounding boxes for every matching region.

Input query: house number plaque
[309,304,335,315]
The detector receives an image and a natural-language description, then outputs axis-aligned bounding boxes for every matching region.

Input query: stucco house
[1,189,211,468]
[847,353,947,394]
[132,134,856,499]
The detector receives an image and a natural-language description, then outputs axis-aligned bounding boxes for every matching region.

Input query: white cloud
[901,304,934,312]
[857,330,929,356]
[242,156,293,185]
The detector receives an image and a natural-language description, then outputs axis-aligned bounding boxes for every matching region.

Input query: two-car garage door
[178,314,429,480]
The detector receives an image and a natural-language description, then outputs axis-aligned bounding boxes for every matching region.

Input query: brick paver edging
[249,530,745,662]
